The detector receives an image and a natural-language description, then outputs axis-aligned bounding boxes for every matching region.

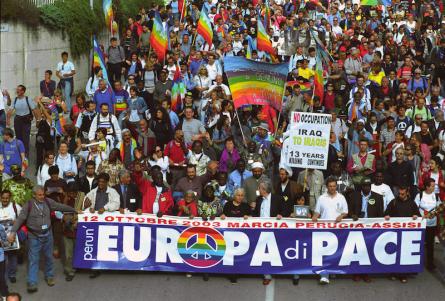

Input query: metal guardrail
[28,0,56,7]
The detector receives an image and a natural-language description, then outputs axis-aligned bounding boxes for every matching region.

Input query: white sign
[283,112,331,169]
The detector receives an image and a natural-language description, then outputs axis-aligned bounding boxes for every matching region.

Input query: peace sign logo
[177,227,226,268]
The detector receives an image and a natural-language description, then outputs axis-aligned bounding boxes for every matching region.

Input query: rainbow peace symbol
[177,227,226,268]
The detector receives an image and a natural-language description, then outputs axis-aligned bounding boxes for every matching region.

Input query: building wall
[0,22,101,98]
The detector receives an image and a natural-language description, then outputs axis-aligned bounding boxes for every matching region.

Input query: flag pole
[180,0,187,25]
[235,110,247,147]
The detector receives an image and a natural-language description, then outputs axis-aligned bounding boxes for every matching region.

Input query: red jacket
[133,172,174,214]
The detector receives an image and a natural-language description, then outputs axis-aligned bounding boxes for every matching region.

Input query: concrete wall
[0,22,100,98]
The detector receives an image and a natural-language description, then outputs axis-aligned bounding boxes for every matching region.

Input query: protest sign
[284,112,331,169]
[74,213,425,275]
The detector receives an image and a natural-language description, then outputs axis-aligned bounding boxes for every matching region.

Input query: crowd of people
[0,0,445,297]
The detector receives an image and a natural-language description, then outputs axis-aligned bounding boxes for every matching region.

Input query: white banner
[284,112,331,169]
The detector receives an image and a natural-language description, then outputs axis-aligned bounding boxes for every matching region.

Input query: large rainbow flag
[256,15,276,60]
[224,56,288,111]
[197,7,213,47]
[171,64,186,113]
[150,12,168,62]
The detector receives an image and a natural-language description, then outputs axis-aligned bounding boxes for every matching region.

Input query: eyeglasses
[156,149,162,152]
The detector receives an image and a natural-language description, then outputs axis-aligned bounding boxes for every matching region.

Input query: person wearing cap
[347,177,384,283]
[242,161,270,206]
[348,178,384,220]
[276,166,303,214]
[347,119,373,158]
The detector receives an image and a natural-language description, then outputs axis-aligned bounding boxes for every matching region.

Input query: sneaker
[45,278,55,287]
[292,278,299,285]
[65,274,75,281]
[186,273,192,278]
[27,284,38,293]
[320,276,330,285]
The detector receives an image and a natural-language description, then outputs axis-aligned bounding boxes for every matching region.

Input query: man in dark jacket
[77,160,98,195]
[113,170,142,213]
[385,148,414,196]
[253,179,284,286]
[348,177,385,283]
[348,178,385,220]
[384,185,420,283]
[275,167,303,217]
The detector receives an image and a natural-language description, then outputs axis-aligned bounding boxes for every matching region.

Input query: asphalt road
[6,257,445,301]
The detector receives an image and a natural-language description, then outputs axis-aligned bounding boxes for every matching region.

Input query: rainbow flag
[286,81,312,92]
[150,12,168,62]
[171,64,186,113]
[224,56,288,111]
[93,37,110,85]
[197,7,213,47]
[256,15,276,59]
[360,0,381,5]
[313,57,324,105]
[103,0,114,34]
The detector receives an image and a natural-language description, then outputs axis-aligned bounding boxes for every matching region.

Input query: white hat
[251,162,265,170]
[280,165,293,177]
[257,123,269,131]
[357,119,365,125]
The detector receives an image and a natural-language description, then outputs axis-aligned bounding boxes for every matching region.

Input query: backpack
[107,45,124,62]
[96,114,116,138]
[78,112,97,139]
[13,96,33,121]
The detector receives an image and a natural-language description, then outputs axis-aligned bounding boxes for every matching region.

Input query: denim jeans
[62,80,72,111]
[14,115,31,156]
[5,251,17,278]
[28,233,54,286]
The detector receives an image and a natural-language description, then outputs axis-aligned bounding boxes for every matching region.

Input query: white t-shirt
[414,192,440,226]
[0,203,21,220]
[314,192,348,219]
[371,183,395,210]
[57,61,75,78]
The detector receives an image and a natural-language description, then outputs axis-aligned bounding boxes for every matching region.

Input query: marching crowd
[0,0,445,297]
